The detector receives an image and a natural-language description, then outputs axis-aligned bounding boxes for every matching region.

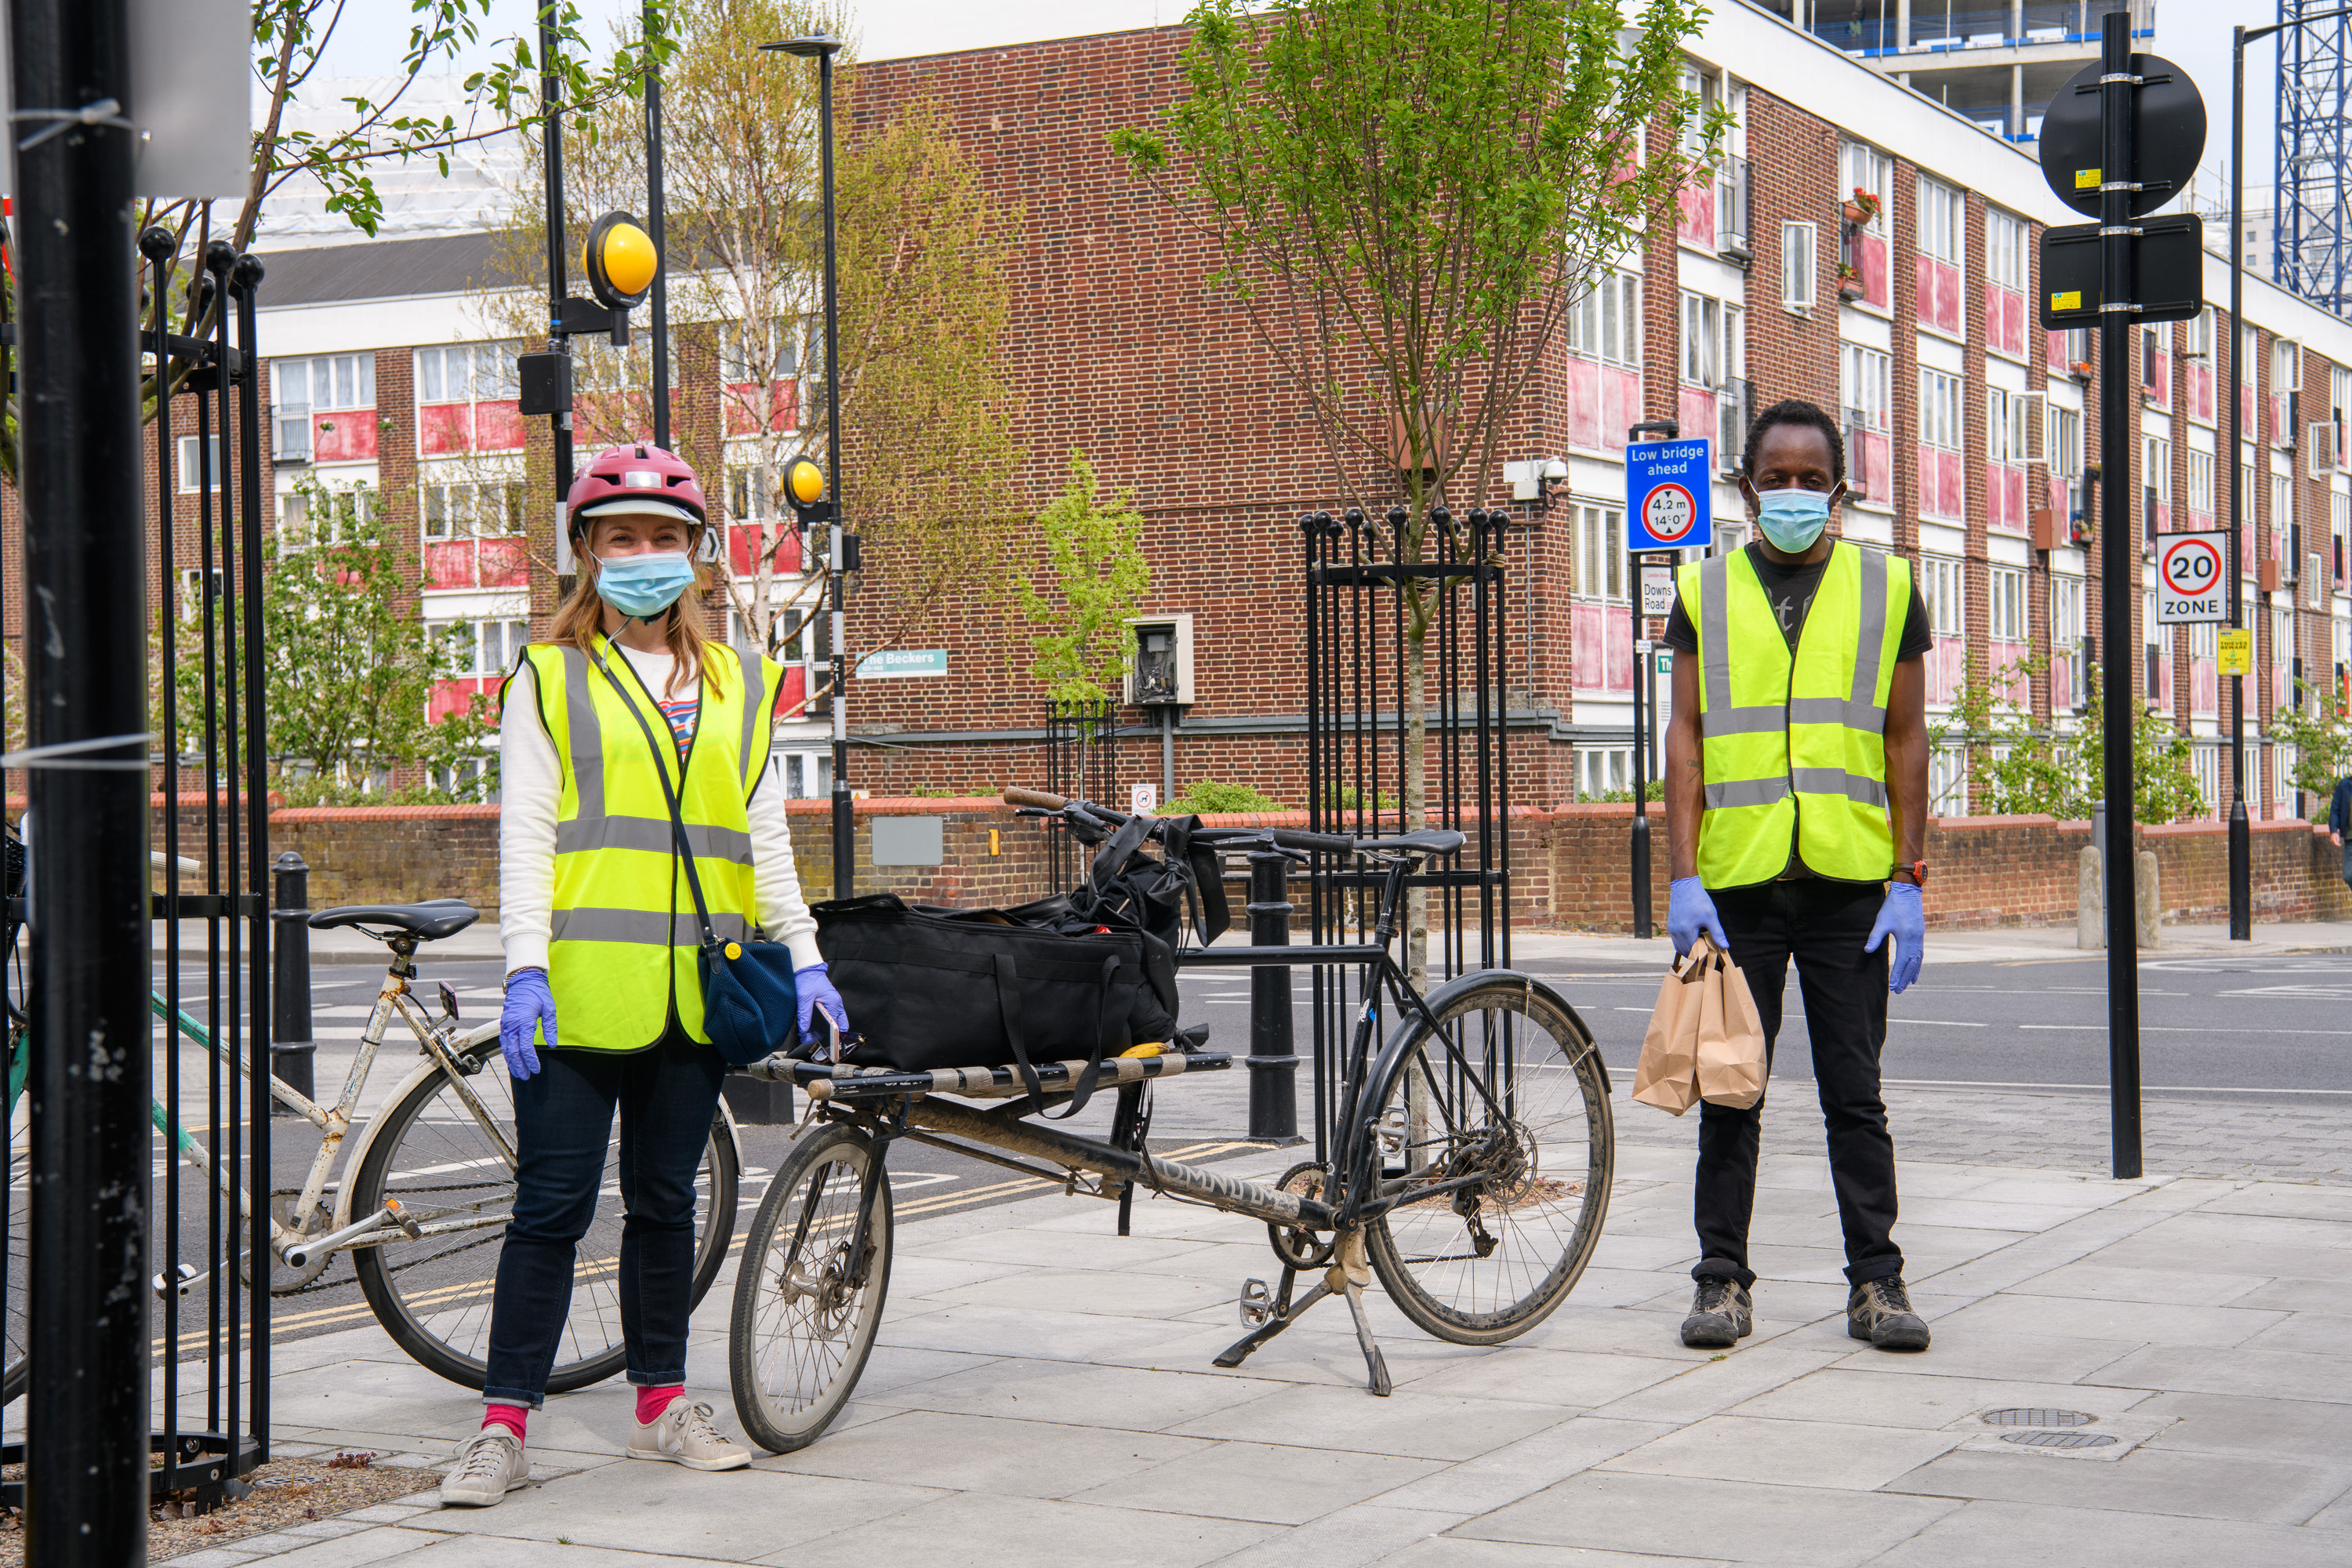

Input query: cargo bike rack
[721,788,1615,1454]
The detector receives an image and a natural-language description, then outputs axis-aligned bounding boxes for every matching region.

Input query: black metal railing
[1044,699,1118,891]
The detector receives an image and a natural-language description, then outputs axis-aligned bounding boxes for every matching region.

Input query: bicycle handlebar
[1269,828,1359,855]
[1002,787,1066,811]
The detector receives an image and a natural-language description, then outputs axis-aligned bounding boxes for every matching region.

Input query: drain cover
[2003,1430,2118,1450]
[1981,1408,2095,1427]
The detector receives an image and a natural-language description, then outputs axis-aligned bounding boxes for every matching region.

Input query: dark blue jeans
[1691,877,1904,1291]
[481,1031,726,1408]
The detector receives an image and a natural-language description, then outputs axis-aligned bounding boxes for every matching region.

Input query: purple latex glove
[1864,881,1925,993]
[500,967,557,1079]
[795,962,848,1043]
[1667,877,1730,957]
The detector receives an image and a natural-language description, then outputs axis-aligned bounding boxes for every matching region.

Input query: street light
[2229,9,2352,940]
[760,32,851,899]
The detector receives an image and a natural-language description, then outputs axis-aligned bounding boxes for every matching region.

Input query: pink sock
[635,1385,684,1425]
[482,1404,528,1442]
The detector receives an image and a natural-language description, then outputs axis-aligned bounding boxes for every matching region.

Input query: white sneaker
[440,1428,529,1506]
[626,1398,751,1472]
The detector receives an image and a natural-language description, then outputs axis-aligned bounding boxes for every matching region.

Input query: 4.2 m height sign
[2154,532,2228,624]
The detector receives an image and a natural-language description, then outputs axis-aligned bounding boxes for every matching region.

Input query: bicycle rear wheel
[2,1129,24,1405]
[729,1122,891,1454]
[1361,975,1613,1345]
[350,1038,739,1392]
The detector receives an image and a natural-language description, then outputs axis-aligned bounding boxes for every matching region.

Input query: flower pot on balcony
[1838,283,1866,303]
[1842,201,1867,223]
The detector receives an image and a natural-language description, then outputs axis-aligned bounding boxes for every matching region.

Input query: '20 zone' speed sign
[2154,532,2227,624]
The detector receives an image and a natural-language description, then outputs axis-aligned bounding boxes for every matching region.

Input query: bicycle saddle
[309,898,480,941]
[1359,829,1465,858]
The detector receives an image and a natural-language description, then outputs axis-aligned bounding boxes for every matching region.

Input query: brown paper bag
[1630,946,1707,1116]
[1695,942,1768,1109]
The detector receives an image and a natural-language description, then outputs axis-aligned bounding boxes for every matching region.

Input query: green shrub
[1163,779,1287,815]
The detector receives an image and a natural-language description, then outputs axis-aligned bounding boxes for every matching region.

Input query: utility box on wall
[1126,614,1195,706]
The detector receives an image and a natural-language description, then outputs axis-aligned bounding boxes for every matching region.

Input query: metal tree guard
[1298,505,1512,1161]
[1044,699,1120,891]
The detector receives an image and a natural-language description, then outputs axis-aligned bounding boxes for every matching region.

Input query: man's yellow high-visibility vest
[510,638,776,1051]
[1677,542,1907,889]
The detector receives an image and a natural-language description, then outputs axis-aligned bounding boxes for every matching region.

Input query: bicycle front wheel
[1361,975,1613,1345]
[350,1039,739,1392]
[729,1122,892,1454]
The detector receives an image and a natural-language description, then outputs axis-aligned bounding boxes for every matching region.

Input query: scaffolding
[2278,0,2352,315]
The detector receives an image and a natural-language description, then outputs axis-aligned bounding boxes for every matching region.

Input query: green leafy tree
[2268,680,2352,800]
[1112,0,1720,981]
[174,485,495,803]
[1932,660,2202,824]
[1017,452,1152,706]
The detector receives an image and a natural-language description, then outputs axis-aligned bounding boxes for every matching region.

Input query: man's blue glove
[500,968,557,1080]
[1667,877,1730,957]
[795,962,848,1043]
[1864,881,1926,993]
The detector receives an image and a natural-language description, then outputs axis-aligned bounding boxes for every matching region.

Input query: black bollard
[270,852,316,1111]
[1244,848,1300,1142]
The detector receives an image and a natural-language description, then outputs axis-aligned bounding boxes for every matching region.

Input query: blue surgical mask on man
[596,550,696,617]
[1754,487,1831,554]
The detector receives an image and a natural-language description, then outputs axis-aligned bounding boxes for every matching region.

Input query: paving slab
[1867,1499,2352,1567]
[877,1356,1286,1431]
[756,1407,1204,1497]
[1065,1439,1444,1526]
[1881,1443,2352,1526]
[2084,1341,2352,1403]
[1452,1469,1962,1566]
[1927,1290,2287,1348]
[1377,1543,1733,1568]
[1371,1418,1679,1518]
[1726,1366,2153,1430]
[419,1464,938,1559]
[1167,1383,1566,1462]
[764,1490,1278,1568]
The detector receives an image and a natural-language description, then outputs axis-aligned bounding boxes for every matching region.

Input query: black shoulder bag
[587,641,800,1066]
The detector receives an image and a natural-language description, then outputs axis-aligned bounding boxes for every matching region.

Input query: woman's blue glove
[500,968,557,1080]
[795,962,848,1042]
[1667,877,1730,957]
[1864,881,1926,993]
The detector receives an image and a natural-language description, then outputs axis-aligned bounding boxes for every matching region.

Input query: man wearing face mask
[1657,400,1934,1355]
[441,445,849,1506]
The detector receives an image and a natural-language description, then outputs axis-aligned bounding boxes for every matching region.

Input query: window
[1842,343,1890,430]
[421,478,525,541]
[1989,566,2025,641]
[1681,291,1722,387]
[2274,338,2301,393]
[2336,490,2349,582]
[1929,746,1966,815]
[417,342,521,403]
[1918,368,1962,452]
[1566,270,1642,368]
[2053,575,2085,706]
[1985,209,2027,290]
[2187,449,2216,517]
[2053,325,2092,371]
[720,318,798,383]
[426,618,529,679]
[2140,325,2168,400]
[277,354,376,413]
[1577,749,1633,800]
[175,434,223,492]
[2045,405,2082,476]
[1915,176,1962,267]
[1987,388,2030,466]
[2274,472,2296,563]
[2143,437,2172,502]
[728,466,779,521]
[1920,555,1965,636]
[2190,621,2217,660]
[1573,503,1627,602]
[1782,222,1816,312]
[2183,307,2215,359]
[1679,64,1721,158]
[1840,140,1891,234]
[281,483,371,546]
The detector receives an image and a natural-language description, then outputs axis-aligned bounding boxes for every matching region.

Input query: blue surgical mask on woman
[596,550,696,617]
[1754,487,1831,554]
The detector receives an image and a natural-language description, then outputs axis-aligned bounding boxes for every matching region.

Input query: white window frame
[1915,175,1963,268]
[1842,343,1891,430]
[1840,140,1892,236]
[2187,448,2216,515]
[2045,404,2083,476]
[1573,503,1628,604]
[1921,554,1965,637]
[1566,270,1642,369]
[1984,208,2027,290]
[2274,338,2302,393]
[1988,565,2026,641]
[1782,222,1816,313]
[175,434,223,493]
[1919,368,1962,452]
[416,341,522,405]
[1680,291,1724,388]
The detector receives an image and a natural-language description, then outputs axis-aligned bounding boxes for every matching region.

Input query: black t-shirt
[1661,544,1933,659]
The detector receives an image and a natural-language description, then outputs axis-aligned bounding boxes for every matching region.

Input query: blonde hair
[548,516,728,700]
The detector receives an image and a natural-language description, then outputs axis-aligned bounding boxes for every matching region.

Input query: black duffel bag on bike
[813,893,1151,1117]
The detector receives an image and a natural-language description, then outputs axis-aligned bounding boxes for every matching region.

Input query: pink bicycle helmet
[566,444,708,539]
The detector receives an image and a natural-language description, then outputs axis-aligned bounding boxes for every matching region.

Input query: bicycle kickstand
[1211,1229,1392,1397]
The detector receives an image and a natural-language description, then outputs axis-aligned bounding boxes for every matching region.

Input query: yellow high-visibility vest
[1677,542,1907,888]
[508,637,776,1051]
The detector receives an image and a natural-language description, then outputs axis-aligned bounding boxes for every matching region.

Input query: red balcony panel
[474,400,526,452]
[728,521,804,578]
[2051,655,2074,713]
[1929,636,1965,706]
[419,402,473,456]
[1987,286,2025,358]
[1603,604,1632,691]
[2158,652,2175,713]
[423,539,477,590]
[429,676,492,724]
[2187,510,2214,532]
[2269,393,2288,445]
[1572,603,1633,694]
[477,538,528,587]
[1676,180,1715,249]
[1918,446,1964,520]
[313,410,377,463]
[1859,233,1889,309]
[2144,347,2170,408]
[2192,656,2218,717]
[2187,361,2214,423]
[1991,640,2031,708]
[772,662,808,719]
[1678,387,1717,450]
[1914,259,1961,336]
[1858,430,1891,502]
[1600,367,1639,452]
[1565,358,1602,451]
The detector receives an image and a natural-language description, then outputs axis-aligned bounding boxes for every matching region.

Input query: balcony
[1793,0,2154,59]
[1715,155,1751,263]
[1716,377,1752,472]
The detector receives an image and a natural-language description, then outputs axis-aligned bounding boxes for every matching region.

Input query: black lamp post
[2230,9,2352,940]
[763,32,851,899]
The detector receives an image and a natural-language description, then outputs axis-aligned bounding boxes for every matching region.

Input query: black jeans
[1692,877,1904,1290]
[481,1030,726,1408]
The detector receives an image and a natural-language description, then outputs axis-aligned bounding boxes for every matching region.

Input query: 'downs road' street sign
[2154,532,2227,624]
[1626,437,1713,553]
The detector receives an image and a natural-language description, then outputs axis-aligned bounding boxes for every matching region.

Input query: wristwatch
[1893,860,1928,887]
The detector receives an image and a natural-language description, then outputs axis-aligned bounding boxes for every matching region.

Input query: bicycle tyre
[729,1122,892,1454]
[1361,975,1613,1346]
[350,1040,739,1393]
[2,1138,23,1405]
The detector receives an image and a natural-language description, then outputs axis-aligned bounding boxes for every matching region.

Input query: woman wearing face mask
[441,445,848,1507]
[1656,400,1936,1359]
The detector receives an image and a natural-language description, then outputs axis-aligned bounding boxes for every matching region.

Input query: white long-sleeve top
[499,646,823,977]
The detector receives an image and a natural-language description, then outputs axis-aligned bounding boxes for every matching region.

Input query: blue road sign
[1625,437,1714,552]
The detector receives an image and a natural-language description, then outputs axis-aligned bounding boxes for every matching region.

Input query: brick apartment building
[52,2,2352,824]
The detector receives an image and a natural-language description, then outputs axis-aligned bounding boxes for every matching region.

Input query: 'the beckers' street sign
[2154,532,2227,623]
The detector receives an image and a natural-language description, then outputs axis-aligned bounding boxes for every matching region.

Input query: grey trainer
[627,1398,752,1472]
[1848,1277,1932,1350]
[1680,1276,1753,1348]
[440,1428,528,1507]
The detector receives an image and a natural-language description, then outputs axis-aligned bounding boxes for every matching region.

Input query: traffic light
[583,210,659,311]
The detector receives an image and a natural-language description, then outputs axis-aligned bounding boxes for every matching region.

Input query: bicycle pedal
[152,1263,199,1300]
[1238,1276,1272,1327]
